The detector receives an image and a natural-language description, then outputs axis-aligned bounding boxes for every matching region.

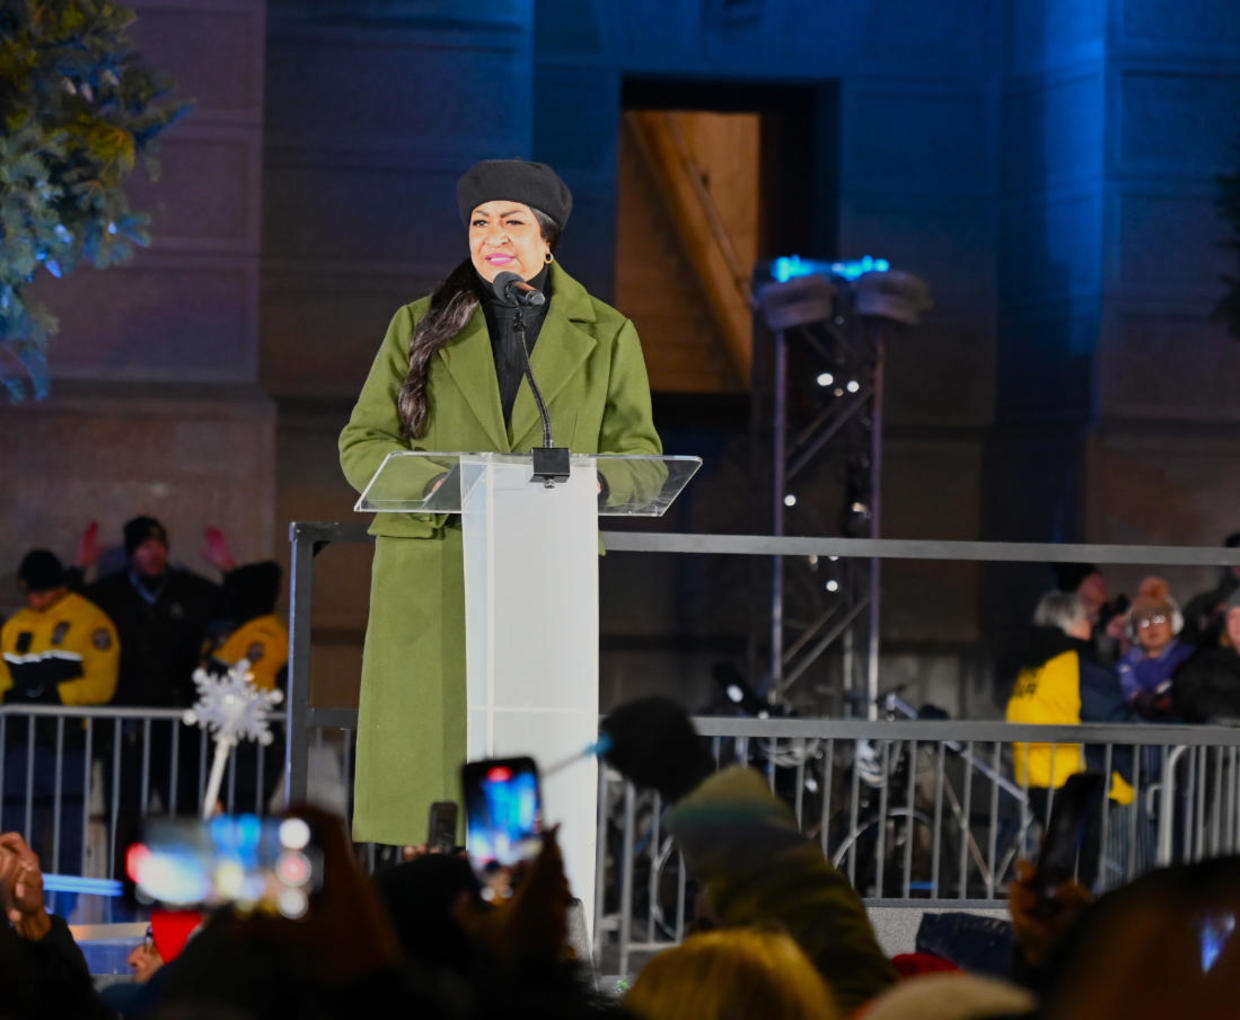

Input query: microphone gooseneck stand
[495,271,570,485]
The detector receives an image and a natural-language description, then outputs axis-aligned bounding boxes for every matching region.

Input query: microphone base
[531,446,571,485]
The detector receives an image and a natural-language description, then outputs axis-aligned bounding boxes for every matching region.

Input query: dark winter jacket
[1173,646,1240,723]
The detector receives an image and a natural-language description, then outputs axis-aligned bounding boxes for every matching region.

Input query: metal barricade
[594,715,1240,976]
[281,524,1240,944]
[283,522,1240,801]
[0,704,281,884]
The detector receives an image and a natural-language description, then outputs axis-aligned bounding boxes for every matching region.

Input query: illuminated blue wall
[989,0,1240,559]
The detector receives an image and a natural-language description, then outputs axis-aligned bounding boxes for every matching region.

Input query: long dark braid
[397,259,478,439]
[396,207,562,439]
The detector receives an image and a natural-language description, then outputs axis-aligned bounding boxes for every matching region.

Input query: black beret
[124,515,168,556]
[18,549,65,594]
[456,159,572,230]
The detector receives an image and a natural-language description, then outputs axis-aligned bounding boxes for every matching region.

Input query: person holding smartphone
[339,160,661,848]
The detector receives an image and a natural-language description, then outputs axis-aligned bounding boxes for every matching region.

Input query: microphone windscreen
[491,270,546,307]
[491,271,521,301]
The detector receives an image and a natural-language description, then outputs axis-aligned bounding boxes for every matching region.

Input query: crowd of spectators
[1019,537,1240,730]
[4,525,1240,1014]
[0,517,289,884]
[1003,543,1240,886]
[3,695,1238,1018]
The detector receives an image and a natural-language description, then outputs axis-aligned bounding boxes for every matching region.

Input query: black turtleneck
[475,264,552,428]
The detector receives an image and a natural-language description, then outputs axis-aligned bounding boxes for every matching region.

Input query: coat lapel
[436,307,509,451]
[509,264,598,449]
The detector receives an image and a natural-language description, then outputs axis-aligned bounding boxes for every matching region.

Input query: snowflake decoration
[183,660,283,747]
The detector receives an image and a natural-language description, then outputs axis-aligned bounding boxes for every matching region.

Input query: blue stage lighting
[771,254,890,283]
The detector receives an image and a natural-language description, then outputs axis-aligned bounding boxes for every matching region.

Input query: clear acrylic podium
[355,451,700,933]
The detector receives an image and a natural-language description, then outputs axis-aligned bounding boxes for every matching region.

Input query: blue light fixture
[42,874,124,896]
[771,254,890,283]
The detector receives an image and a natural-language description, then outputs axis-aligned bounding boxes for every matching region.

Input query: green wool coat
[339,262,662,845]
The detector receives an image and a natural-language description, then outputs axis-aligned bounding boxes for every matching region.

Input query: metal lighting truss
[756,262,929,718]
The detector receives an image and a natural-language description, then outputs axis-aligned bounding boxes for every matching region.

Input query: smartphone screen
[126,814,321,919]
[460,757,541,874]
[1200,912,1237,973]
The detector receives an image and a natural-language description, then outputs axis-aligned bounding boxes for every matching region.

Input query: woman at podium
[339,159,662,847]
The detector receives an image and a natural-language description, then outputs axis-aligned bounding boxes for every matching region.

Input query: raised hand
[1008,859,1091,968]
[454,825,571,964]
[0,831,51,940]
[75,520,100,570]
[202,525,237,572]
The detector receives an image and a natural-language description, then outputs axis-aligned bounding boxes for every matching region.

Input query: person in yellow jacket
[1,550,119,707]
[200,561,287,809]
[1,549,119,898]
[1006,589,1146,887]
[204,561,288,693]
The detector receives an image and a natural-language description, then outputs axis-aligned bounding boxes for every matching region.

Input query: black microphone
[492,270,546,307]
[491,272,569,484]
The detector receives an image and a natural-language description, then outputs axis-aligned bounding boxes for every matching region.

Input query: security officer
[1,549,119,706]
[204,560,288,693]
[85,516,226,710]
[85,516,227,864]
[201,561,288,809]
[1,549,119,893]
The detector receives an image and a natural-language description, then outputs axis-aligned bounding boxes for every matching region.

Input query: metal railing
[282,521,1240,977]
[10,523,1240,941]
[0,704,278,886]
[596,715,1240,976]
[9,690,1240,975]
[284,521,1240,805]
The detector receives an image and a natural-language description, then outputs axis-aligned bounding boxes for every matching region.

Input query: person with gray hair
[1006,589,1142,888]
[1032,590,1090,634]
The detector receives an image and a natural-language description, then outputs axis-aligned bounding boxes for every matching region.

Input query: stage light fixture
[757,274,836,331]
[826,580,840,593]
[771,254,890,283]
[854,268,932,325]
[783,494,797,507]
[846,379,860,393]
[816,372,834,387]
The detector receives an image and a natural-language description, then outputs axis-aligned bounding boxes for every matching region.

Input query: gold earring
[544,252,553,264]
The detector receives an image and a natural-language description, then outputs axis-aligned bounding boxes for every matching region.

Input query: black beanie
[17,549,65,594]
[456,159,572,230]
[223,561,283,622]
[124,515,169,557]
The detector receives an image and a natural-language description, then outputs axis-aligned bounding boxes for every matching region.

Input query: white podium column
[459,456,599,931]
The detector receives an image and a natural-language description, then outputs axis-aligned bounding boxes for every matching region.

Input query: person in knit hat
[84,518,234,875]
[1116,576,1193,718]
